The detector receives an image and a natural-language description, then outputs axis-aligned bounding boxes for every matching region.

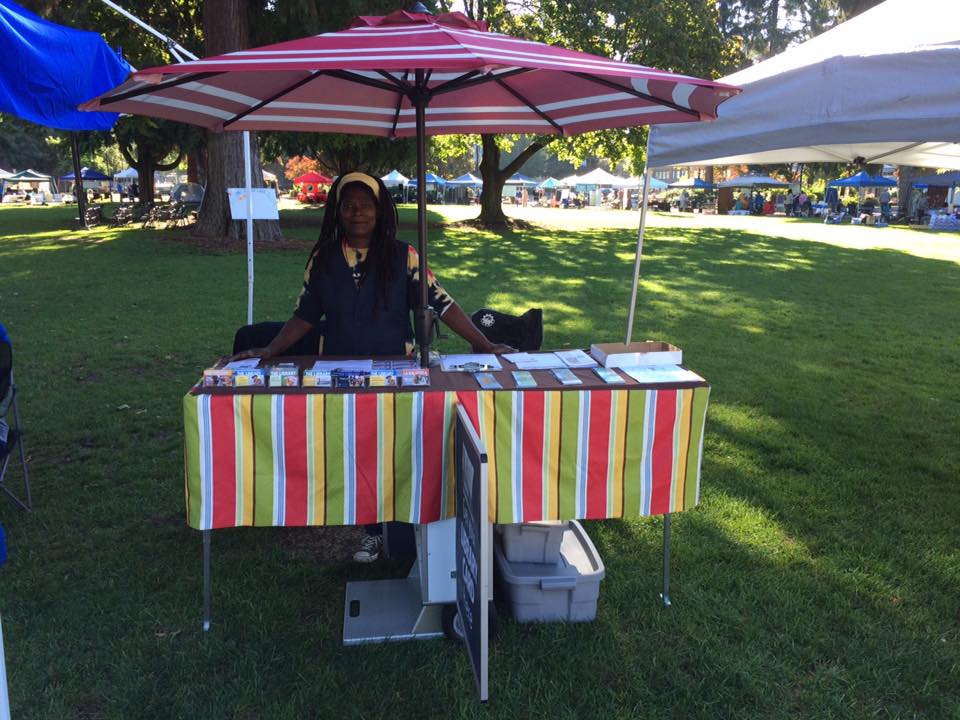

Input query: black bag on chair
[470,308,543,352]
[232,321,325,356]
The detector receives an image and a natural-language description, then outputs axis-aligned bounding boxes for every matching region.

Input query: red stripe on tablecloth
[586,390,612,519]
[456,390,480,431]
[419,392,445,523]
[521,390,545,521]
[650,389,677,515]
[283,395,308,525]
[210,395,237,528]
[354,393,379,525]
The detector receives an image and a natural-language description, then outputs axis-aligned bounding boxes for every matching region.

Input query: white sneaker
[353,534,383,563]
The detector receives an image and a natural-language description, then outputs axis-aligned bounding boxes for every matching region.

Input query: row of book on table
[200,341,702,389]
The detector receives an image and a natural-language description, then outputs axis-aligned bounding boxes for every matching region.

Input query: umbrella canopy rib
[564,71,701,119]
[99,71,223,106]
[222,71,328,129]
[430,68,530,96]
[493,77,563,134]
[390,71,411,136]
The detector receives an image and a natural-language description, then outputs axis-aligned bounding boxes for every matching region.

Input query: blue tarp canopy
[912,171,960,188]
[4,169,53,181]
[668,177,716,189]
[447,172,482,186]
[505,173,537,186]
[0,0,131,131]
[538,177,561,189]
[61,167,110,181]
[829,170,896,187]
[407,172,447,187]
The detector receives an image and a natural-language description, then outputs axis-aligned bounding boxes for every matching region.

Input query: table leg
[660,513,672,608]
[202,530,212,632]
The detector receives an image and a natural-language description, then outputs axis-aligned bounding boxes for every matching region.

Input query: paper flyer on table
[622,365,703,384]
[554,349,598,368]
[223,358,261,370]
[507,352,566,370]
[308,359,374,372]
[440,354,503,371]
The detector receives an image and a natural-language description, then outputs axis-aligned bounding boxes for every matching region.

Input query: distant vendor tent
[406,172,446,187]
[381,169,409,186]
[667,177,716,190]
[828,170,896,187]
[538,177,562,189]
[911,171,960,188]
[504,173,537,186]
[446,172,482,187]
[61,167,110,181]
[5,169,54,182]
[717,174,789,189]
[577,167,637,188]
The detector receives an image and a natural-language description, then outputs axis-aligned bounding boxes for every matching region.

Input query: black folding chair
[0,337,31,511]
[232,321,325,356]
[470,307,544,351]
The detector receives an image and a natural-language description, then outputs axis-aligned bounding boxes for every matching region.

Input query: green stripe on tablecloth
[392,393,414,522]
[558,391,581,519]
[324,394,345,525]
[494,391,515,523]
[183,394,202,529]
[684,386,710,510]
[622,390,648,516]
[250,395,275,526]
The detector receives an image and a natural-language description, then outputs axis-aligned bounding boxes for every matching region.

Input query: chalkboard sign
[455,404,489,702]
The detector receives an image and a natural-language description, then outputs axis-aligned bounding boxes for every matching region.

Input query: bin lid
[495,521,604,583]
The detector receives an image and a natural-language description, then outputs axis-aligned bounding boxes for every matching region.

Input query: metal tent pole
[625,132,654,344]
[413,70,432,368]
[71,133,88,229]
[243,130,254,325]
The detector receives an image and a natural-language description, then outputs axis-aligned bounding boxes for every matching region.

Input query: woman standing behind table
[232,171,513,362]
[231,171,513,562]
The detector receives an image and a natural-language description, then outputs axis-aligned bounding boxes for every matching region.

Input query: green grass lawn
[0,204,958,719]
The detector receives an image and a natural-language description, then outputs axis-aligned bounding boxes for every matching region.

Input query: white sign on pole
[227,188,279,220]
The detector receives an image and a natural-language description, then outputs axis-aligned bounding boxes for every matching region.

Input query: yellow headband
[338,172,380,199]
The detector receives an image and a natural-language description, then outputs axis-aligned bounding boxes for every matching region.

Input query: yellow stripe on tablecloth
[673,389,693,512]
[238,395,255,526]
[381,393,395,522]
[610,389,628,518]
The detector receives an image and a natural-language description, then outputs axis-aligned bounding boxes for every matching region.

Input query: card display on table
[552,368,582,385]
[511,370,537,388]
[555,349,598,368]
[592,367,625,384]
[622,364,704,384]
[474,372,503,389]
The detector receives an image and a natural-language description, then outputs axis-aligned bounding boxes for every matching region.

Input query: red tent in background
[293,171,332,185]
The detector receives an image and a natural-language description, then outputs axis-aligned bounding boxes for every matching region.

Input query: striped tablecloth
[183,386,710,530]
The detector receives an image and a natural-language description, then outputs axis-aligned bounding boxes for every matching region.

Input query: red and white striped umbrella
[84,9,738,136]
[84,8,738,363]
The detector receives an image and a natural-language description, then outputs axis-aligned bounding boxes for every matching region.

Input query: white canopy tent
[647,0,960,169]
[577,167,638,188]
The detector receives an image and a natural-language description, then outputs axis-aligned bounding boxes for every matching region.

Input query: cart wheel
[442,603,498,644]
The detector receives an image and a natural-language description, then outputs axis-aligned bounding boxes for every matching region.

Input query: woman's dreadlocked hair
[308,173,401,309]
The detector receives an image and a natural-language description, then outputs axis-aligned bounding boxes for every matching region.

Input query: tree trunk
[476,134,546,226]
[896,165,928,222]
[477,135,508,225]
[195,0,282,242]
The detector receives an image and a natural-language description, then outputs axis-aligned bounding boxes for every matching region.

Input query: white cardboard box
[590,341,682,369]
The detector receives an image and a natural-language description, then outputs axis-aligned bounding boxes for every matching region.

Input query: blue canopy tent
[61,167,110,181]
[667,177,717,189]
[447,172,482,187]
[645,176,669,191]
[505,173,537,186]
[0,0,131,222]
[828,170,896,187]
[445,172,482,204]
[538,177,561,189]
[911,171,960,189]
[406,172,446,203]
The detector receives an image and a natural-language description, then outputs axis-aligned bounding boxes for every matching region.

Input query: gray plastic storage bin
[496,521,566,564]
[494,520,605,623]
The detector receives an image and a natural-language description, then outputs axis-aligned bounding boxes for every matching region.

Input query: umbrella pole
[625,135,654,345]
[71,133,88,229]
[414,71,431,368]
[243,130,254,326]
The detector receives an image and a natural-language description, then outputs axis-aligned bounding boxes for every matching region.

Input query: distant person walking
[784,190,794,216]
[879,188,891,219]
[678,189,689,211]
